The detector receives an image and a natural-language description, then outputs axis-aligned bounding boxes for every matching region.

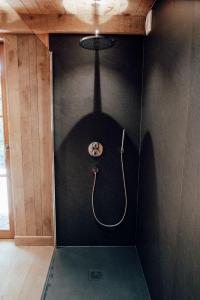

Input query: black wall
[137,1,200,299]
[50,35,143,246]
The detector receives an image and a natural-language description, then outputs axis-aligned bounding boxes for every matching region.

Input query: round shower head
[79,35,115,50]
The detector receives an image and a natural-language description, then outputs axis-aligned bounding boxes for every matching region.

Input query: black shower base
[41,246,150,300]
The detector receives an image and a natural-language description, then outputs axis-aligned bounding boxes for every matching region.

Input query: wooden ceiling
[0,0,156,35]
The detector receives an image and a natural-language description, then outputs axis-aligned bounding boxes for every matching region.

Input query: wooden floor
[0,240,54,300]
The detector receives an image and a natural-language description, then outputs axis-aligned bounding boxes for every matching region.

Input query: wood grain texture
[0,43,15,239]
[0,240,53,300]
[1,34,54,245]
[21,14,146,34]
[36,37,53,236]
[136,0,156,15]
[15,236,54,246]
[0,13,146,34]
[14,0,65,14]
[4,34,27,236]
[37,33,49,48]
[0,0,156,35]
[5,0,29,14]
[28,35,43,236]
[18,35,36,236]
[4,0,154,16]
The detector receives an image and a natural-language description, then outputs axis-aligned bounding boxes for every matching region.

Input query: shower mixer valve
[88,142,103,157]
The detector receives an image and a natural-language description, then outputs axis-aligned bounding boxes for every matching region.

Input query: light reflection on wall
[62,0,128,25]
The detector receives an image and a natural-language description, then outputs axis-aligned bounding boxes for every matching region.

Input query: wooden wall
[2,34,54,246]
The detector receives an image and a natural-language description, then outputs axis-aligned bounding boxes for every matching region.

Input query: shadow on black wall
[142,0,194,107]
[137,132,164,299]
[137,1,200,300]
[55,112,138,245]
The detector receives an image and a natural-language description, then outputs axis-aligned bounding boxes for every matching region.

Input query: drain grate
[88,270,103,281]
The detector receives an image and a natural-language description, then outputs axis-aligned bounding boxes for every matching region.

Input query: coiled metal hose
[91,129,128,228]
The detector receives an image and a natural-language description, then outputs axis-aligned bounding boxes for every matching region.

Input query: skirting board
[15,236,54,246]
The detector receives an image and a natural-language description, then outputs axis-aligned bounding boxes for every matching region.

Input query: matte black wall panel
[50,35,143,246]
[137,1,200,299]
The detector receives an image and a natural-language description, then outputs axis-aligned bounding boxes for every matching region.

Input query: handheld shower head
[121,129,125,153]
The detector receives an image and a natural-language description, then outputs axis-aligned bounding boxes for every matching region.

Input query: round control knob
[88,142,103,157]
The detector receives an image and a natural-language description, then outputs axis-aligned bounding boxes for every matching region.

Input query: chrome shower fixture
[91,129,128,228]
[88,142,103,157]
[79,30,115,50]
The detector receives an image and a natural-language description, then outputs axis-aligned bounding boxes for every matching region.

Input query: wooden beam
[37,33,49,48]
[0,13,146,34]
[0,12,32,33]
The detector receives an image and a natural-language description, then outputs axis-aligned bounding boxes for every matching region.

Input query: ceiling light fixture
[62,0,128,25]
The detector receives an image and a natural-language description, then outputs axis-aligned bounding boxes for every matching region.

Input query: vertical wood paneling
[0,43,15,239]
[4,35,26,236]
[37,38,53,236]
[1,33,53,245]
[18,35,36,236]
[28,35,43,236]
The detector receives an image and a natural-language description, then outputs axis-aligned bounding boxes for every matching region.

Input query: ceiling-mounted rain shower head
[79,34,115,50]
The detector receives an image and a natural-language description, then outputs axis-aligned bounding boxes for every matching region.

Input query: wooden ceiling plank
[34,0,66,14]
[123,0,141,16]
[5,0,29,14]
[8,0,66,14]
[136,0,156,15]
[0,13,145,35]
[5,0,156,16]
[20,0,41,14]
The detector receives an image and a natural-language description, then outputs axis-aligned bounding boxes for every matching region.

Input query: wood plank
[136,0,156,15]
[0,240,53,300]
[0,11,32,33]
[0,34,54,244]
[18,246,54,300]
[20,0,41,14]
[0,42,14,239]
[4,0,155,16]
[36,0,66,14]
[3,34,26,236]
[36,38,53,236]
[37,33,49,49]
[23,13,146,34]
[0,13,146,34]
[5,0,153,16]
[28,35,43,236]
[5,0,29,14]
[15,235,54,246]
[17,34,36,236]
[0,230,13,239]
[8,0,63,15]
[122,0,141,16]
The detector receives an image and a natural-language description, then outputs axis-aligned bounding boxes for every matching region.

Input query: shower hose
[91,129,128,228]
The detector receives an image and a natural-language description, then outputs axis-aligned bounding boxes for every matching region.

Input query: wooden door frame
[0,42,14,239]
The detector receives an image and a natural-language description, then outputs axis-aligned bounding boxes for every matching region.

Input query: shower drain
[88,270,103,281]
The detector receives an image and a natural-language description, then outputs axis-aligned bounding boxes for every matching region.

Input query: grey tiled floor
[41,246,150,300]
